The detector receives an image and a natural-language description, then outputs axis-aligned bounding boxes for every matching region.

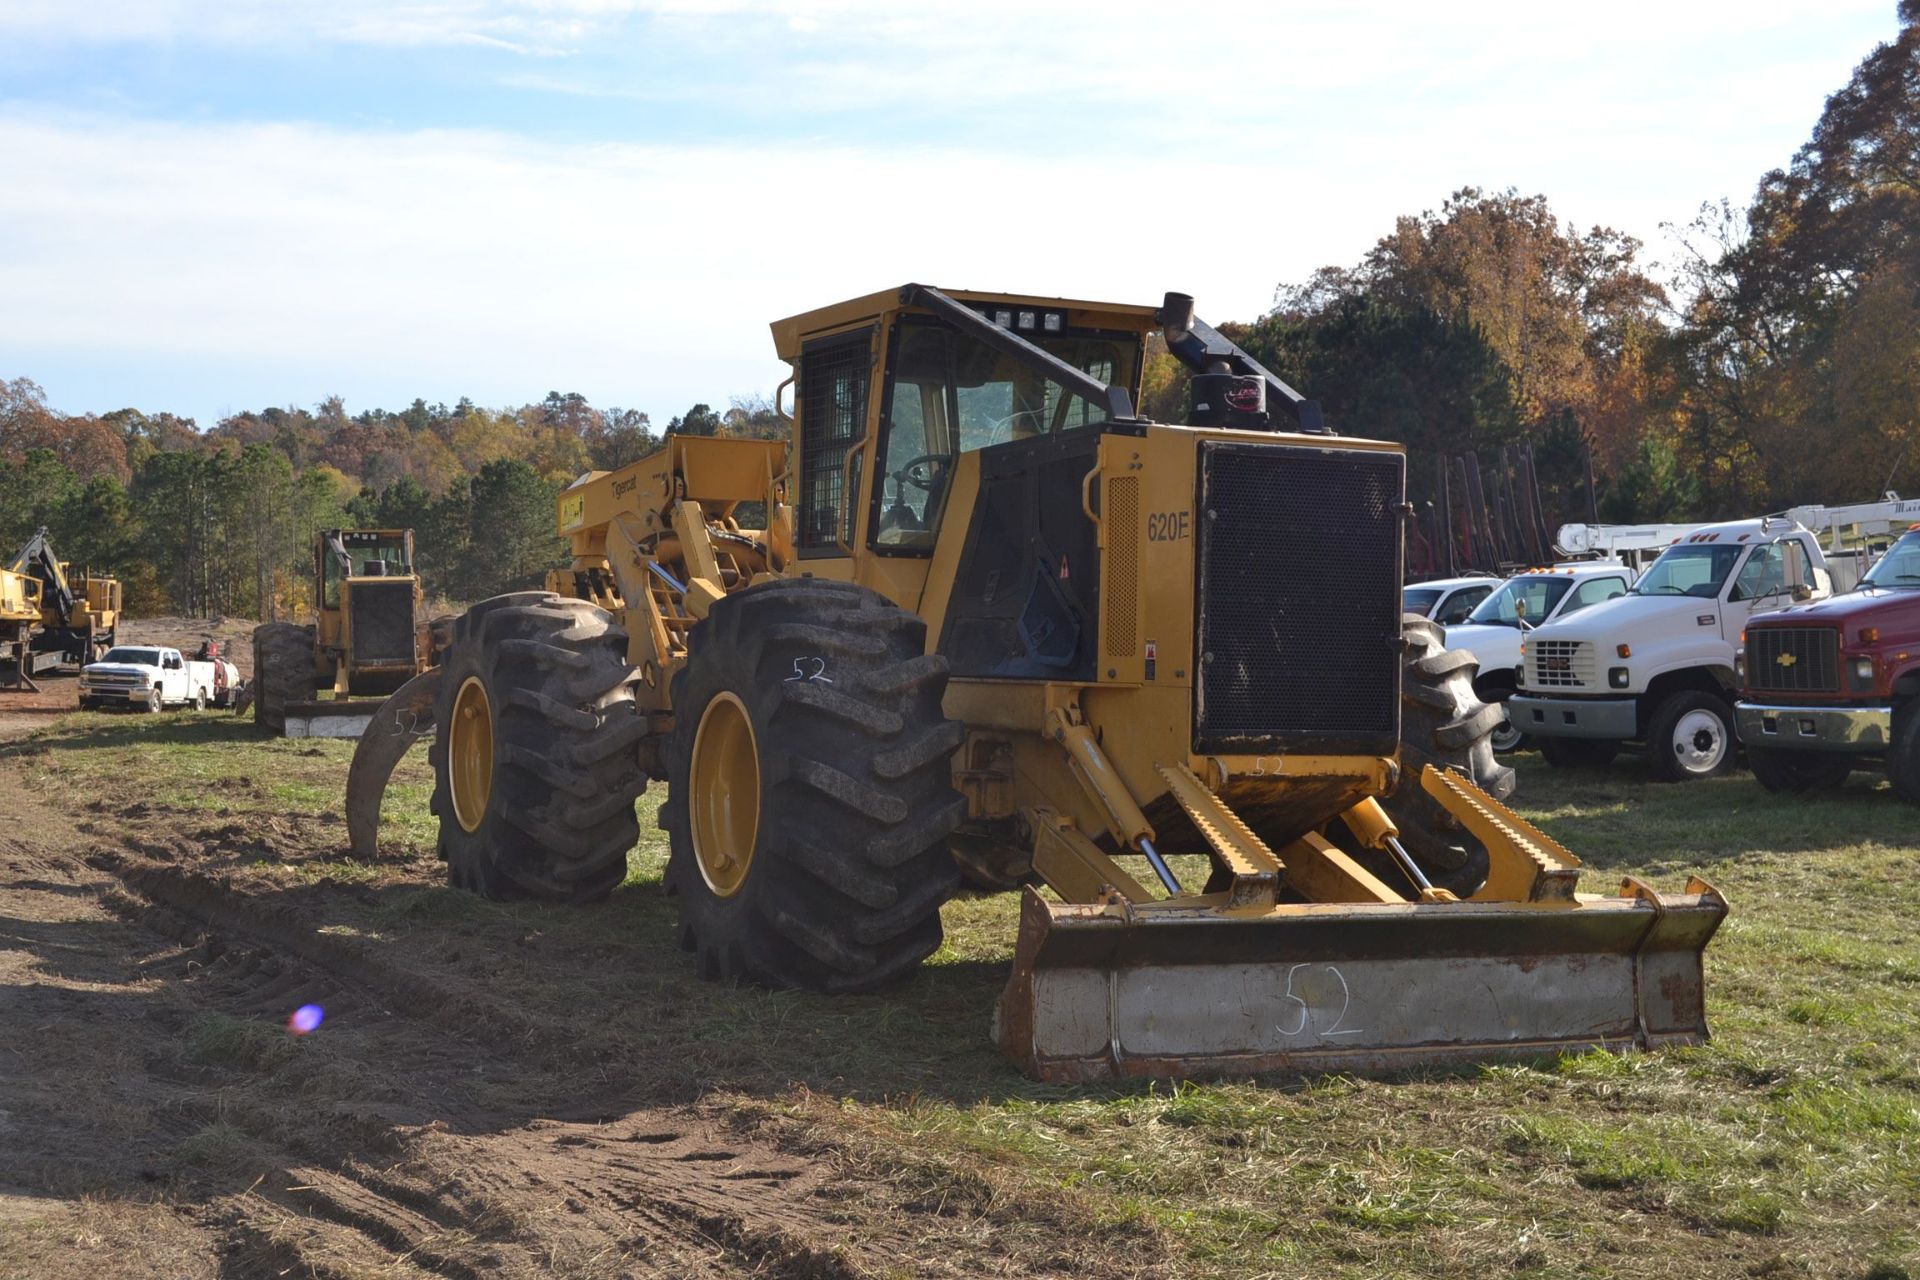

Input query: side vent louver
[1103,475,1140,659]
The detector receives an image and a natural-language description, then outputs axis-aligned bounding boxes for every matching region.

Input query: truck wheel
[1539,737,1619,769]
[1647,690,1734,782]
[1489,704,1527,753]
[252,622,315,734]
[192,687,208,712]
[1747,745,1851,793]
[661,579,965,994]
[1887,704,1920,805]
[1387,615,1515,893]
[431,593,643,903]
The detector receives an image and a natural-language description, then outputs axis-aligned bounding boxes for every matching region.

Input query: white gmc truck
[78,644,240,713]
[1507,519,1832,780]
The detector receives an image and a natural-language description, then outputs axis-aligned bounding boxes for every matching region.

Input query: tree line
[2,5,1912,614]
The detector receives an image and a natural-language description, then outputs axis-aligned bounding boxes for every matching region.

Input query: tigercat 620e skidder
[348,285,1726,1080]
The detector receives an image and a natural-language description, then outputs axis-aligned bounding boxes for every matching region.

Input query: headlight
[1609,667,1631,689]
[1734,651,1745,682]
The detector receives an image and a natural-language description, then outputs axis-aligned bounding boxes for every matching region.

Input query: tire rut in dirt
[1388,614,1517,896]
[660,578,965,994]
[429,591,645,903]
[252,621,315,734]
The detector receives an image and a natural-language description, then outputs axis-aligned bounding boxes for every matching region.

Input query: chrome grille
[1529,639,1593,689]
[1747,627,1839,694]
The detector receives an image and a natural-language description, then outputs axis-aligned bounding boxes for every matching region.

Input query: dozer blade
[344,668,441,858]
[994,877,1727,1082]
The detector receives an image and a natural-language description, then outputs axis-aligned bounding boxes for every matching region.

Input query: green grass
[14,710,1920,1277]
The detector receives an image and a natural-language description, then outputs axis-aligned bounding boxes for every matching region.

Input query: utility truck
[1509,519,1831,780]
[1735,524,1920,799]
[1440,562,1635,751]
[79,645,240,713]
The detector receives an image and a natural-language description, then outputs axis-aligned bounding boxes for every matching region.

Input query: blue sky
[0,1,1901,431]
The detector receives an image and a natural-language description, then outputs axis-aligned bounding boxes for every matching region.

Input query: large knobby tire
[1390,615,1516,894]
[251,622,315,734]
[1887,702,1920,805]
[1539,736,1620,769]
[1747,745,1852,793]
[660,579,966,994]
[1646,690,1735,782]
[430,592,645,903]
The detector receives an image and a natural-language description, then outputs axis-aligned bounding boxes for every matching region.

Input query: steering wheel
[896,453,952,492]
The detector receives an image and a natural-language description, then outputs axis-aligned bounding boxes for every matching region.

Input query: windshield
[1403,587,1443,613]
[102,647,160,665]
[339,532,411,577]
[1632,544,1744,597]
[1860,532,1920,589]
[1466,577,1573,628]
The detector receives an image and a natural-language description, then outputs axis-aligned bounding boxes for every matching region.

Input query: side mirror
[1791,583,1813,602]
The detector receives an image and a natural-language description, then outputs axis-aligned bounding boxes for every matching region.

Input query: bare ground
[0,621,1163,1280]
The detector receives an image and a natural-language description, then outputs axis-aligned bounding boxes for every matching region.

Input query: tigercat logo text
[611,476,638,499]
[1776,652,1798,667]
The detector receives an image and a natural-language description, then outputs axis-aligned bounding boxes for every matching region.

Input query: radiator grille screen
[797,329,873,551]
[1194,441,1403,754]
[351,580,416,664]
[1747,626,1840,694]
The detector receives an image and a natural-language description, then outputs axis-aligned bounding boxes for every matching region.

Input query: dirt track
[0,623,1160,1280]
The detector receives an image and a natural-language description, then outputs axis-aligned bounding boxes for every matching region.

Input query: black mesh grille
[797,329,872,550]
[1194,441,1403,755]
[351,580,416,664]
[1747,626,1840,693]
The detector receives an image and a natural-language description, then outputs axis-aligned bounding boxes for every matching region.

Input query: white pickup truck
[1507,519,1832,781]
[78,644,241,713]
[1439,561,1637,751]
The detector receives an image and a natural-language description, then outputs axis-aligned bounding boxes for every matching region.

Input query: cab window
[1435,586,1488,625]
[1561,575,1627,615]
[1730,539,1812,601]
[870,318,1140,554]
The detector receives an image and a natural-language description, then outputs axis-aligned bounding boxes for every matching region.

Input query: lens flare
[288,1004,325,1035]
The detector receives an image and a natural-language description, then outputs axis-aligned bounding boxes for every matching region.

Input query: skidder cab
[349,284,1727,1080]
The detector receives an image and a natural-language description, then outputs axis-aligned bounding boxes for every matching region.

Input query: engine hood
[1524,592,1707,644]
[81,663,156,678]
[1749,588,1910,628]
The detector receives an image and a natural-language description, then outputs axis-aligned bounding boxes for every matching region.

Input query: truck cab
[1440,562,1635,751]
[1507,519,1830,780]
[1735,526,1920,800]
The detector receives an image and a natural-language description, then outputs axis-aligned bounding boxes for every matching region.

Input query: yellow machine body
[521,285,1726,1079]
[352,284,1725,1080]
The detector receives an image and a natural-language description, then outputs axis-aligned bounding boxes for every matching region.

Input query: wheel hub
[448,675,495,833]
[690,691,761,897]
[1672,709,1726,773]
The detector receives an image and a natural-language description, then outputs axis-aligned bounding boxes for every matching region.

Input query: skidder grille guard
[1193,441,1403,756]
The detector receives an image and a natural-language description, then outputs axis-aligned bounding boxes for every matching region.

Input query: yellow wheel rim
[690,691,761,898]
[449,675,495,834]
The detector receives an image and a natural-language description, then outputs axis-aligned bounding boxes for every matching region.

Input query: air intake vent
[1103,475,1140,659]
[1193,441,1403,755]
